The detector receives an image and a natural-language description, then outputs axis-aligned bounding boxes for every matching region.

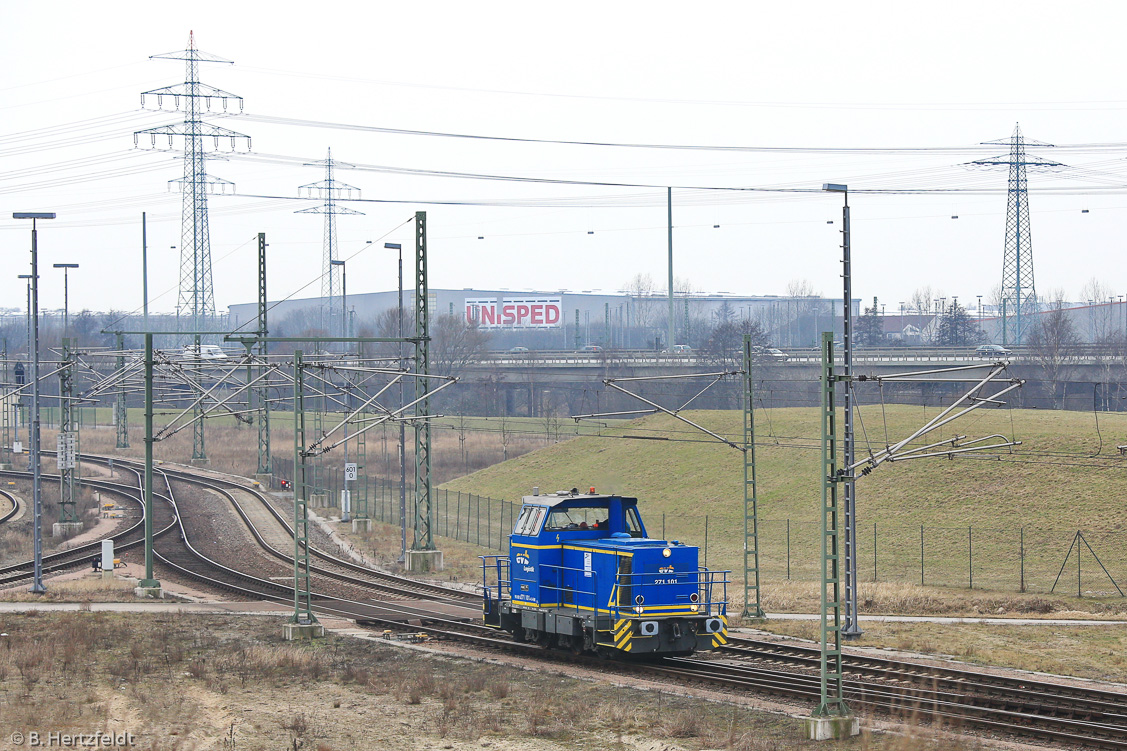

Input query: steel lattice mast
[297,149,363,338]
[135,32,250,463]
[967,124,1063,345]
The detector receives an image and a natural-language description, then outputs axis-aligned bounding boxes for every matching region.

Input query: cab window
[513,506,544,536]
[514,506,546,536]
[626,508,644,538]
[545,506,609,531]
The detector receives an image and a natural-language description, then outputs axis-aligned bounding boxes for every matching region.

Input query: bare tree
[909,286,938,317]
[430,315,491,378]
[1080,277,1117,343]
[626,273,658,330]
[1026,294,1081,408]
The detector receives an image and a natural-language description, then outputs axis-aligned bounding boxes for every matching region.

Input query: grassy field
[440,406,1127,606]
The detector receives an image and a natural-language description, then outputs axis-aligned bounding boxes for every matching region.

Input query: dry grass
[753,617,1127,683]
[0,611,967,750]
[338,515,497,585]
[77,414,561,487]
[0,576,136,602]
[738,579,1124,620]
[0,475,102,564]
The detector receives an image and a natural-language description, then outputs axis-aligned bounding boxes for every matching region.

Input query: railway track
[0,471,176,587]
[723,635,1127,719]
[145,467,480,624]
[83,454,480,608]
[360,614,1127,749]
[7,453,1127,747]
[0,486,20,524]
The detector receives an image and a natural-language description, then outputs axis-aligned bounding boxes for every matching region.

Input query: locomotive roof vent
[532,487,539,496]
[571,487,579,495]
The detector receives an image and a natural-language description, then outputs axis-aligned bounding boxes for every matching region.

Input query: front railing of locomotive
[620,563,730,618]
[610,549,731,652]
[480,555,510,622]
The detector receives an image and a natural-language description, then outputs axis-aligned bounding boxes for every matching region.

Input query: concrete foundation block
[405,549,443,573]
[52,521,84,538]
[101,570,115,581]
[0,462,13,471]
[352,518,372,533]
[253,474,273,488]
[803,715,859,741]
[189,457,210,466]
[282,622,325,640]
[134,586,164,599]
[309,493,328,508]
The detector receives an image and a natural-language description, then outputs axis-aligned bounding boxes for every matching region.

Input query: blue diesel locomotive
[481,488,728,657]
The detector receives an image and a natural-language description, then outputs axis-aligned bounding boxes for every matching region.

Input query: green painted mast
[742,334,764,618]
[816,331,849,717]
[413,211,434,550]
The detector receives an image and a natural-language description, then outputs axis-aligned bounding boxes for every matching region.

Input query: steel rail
[0,488,19,525]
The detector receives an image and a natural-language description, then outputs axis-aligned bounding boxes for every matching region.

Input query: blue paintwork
[507,492,698,618]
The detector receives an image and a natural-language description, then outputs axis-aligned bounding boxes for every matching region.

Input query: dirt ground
[0,606,1020,751]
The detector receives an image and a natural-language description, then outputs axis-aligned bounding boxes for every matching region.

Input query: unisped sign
[465,297,562,329]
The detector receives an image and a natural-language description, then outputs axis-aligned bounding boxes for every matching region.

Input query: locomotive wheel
[512,626,527,643]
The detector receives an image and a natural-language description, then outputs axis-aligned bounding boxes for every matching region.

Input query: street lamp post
[385,242,407,564]
[18,275,32,471]
[821,184,861,639]
[13,211,56,595]
[52,263,79,339]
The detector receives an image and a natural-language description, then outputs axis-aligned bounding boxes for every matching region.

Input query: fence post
[873,521,877,582]
[488,497,492,550]
[704,515,709,568]
[786,519,791,580]
[456,491,462,540]
[968,525,973,589]
[920,525,925,586]
[1020,527,1025,593]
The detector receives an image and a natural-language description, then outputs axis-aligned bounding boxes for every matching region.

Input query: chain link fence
[270,460,1124,597]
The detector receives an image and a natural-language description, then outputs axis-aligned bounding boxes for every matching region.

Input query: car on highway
[975,344,1012,357]
[662,344,693,355]
[508,346,530,354]
[751,346,788,361]
[178,344,228,361]
[580,345,603,354]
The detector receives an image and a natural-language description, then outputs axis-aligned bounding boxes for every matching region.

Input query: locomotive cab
[482,488,728,657]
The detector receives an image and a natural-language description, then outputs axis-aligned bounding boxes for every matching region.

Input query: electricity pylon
[967,124,1064,345]
[297,149,363,339]
[135,31,251,462]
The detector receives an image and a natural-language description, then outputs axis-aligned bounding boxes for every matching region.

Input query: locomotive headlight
[662,548,672,558]
[690,604,699,612]
[634,606,644,614]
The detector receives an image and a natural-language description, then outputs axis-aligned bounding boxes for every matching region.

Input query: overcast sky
[4,0,1127,318]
